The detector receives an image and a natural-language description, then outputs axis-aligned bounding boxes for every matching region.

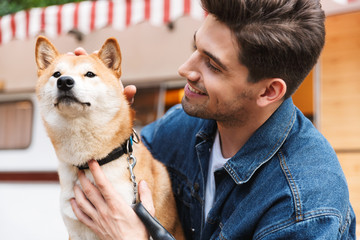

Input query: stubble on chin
[181,96,207,118]
[181,90,252,128]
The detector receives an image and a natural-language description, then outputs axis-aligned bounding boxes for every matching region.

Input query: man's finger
[73,184,99,219]
[74,47,88,56]
[70,198,94,225]
[88,160,119,202]
[124,85,137,104]
[77,170,107,208]
[70,198,101,235]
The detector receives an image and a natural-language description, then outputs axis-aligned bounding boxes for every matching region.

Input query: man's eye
[85,71,96,78]
[193,43,197,51]
[205,60,221,73]
[53,71,61,78]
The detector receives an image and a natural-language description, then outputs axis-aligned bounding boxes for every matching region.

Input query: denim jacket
[141,98,356,240]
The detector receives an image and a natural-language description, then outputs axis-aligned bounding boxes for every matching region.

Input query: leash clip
[127,154,138,204]
[127,129,139,204]
[127,155,137,182]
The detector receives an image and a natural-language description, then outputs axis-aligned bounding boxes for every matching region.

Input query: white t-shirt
[204,131,230,220]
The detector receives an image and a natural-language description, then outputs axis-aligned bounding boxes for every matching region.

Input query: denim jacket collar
[196,98,297,185]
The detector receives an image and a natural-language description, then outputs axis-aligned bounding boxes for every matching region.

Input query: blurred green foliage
[0,0,87,16]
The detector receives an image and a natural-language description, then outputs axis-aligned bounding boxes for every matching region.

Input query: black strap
[77,144,128,170]
[77,131,138,170]
[133,202,176,240]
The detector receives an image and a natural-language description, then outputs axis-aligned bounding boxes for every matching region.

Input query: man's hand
[70,160,155,240]
[123,85,136,105]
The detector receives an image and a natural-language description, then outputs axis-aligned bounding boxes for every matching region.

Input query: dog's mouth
[54,95,91,107]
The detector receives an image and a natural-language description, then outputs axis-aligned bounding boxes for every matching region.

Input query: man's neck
[217,122,257,159]
[217,102,282,158]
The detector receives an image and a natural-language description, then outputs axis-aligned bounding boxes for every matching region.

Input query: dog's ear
[98,38,122,77]
[35,36,59,71]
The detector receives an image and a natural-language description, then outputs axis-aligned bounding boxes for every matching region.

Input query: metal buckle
[132,128,140,143]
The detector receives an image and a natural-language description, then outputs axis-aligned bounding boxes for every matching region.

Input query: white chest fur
[58,158,134,240]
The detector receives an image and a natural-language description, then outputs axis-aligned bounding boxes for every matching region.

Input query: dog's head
[35,36,125,119]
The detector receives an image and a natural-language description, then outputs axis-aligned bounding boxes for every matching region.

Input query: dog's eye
[85,71,96,78]
[53,71,61,78]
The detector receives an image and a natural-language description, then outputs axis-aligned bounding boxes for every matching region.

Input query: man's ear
[257,78,287,107]
[35,36,59,71]
[97,38,122,77]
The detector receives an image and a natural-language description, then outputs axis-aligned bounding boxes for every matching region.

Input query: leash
[126,132,176,240]
[133,202,176,240]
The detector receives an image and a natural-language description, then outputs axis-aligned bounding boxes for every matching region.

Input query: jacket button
[194,183,200,192]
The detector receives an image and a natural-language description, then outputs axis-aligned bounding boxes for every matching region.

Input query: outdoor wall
[320,11,360,236]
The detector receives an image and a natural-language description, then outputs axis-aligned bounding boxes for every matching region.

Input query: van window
[132,87,160,127]
[0,100,33,149]
[132,85,184,128]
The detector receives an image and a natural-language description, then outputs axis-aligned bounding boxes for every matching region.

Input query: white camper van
[0,91,67,238]
[1,0,359,239]
[0,1,202,238]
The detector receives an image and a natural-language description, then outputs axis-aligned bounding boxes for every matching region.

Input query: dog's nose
[57,76,75,91]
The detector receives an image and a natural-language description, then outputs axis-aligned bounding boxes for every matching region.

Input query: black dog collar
[77,130,138,170]
[77,142,129,170]
[77,129,140,205]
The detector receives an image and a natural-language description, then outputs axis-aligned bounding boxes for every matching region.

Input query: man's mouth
[187,84,207,95]
[54,95,91,107]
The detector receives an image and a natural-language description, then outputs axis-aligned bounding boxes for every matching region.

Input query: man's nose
[178,52,201,82]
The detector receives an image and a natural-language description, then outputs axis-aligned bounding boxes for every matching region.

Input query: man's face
[178,15,260,127]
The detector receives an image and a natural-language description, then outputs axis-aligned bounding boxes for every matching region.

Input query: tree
[0,0,85,16]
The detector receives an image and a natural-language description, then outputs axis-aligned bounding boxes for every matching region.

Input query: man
[71,0,356,239]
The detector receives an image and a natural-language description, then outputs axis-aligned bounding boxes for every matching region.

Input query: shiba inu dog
[35,36,184,240]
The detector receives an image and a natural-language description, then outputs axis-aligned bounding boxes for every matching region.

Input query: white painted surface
[0,183,68,240]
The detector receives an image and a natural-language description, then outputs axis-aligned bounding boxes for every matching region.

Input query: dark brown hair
[201,0,325,98]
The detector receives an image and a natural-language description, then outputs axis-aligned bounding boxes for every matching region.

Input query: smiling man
[72,0,356,239]
[179,15,280,157]
[142,0,356,239]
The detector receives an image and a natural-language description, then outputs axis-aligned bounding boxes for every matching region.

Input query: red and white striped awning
[0,0,205,45]
[333,0,359,4]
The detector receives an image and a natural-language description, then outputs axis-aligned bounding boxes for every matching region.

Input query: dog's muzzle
[54,76,91,107]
